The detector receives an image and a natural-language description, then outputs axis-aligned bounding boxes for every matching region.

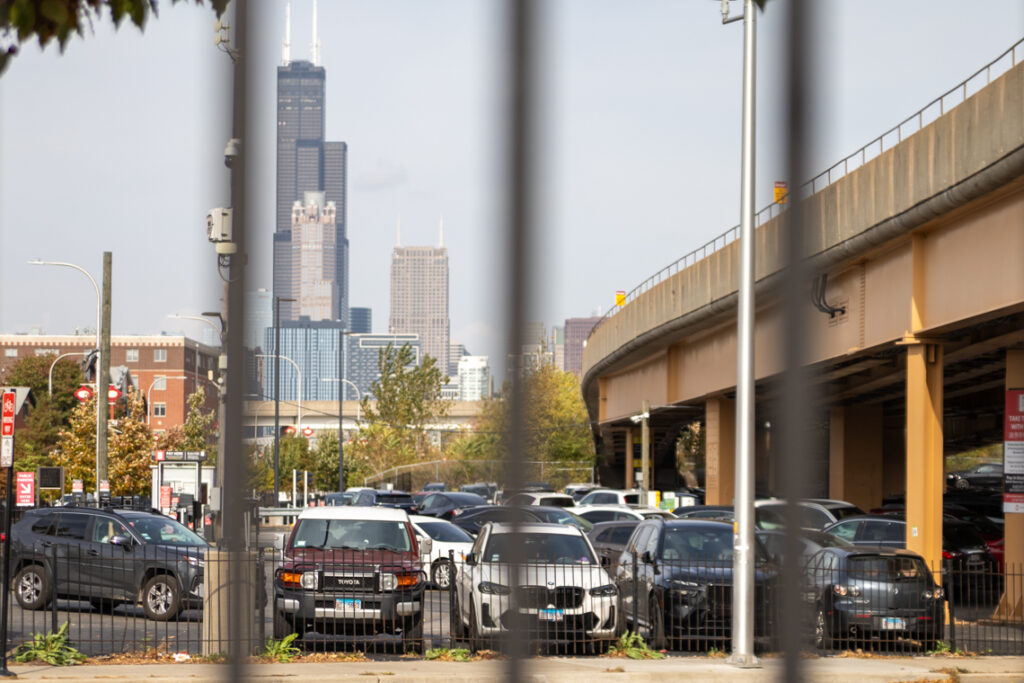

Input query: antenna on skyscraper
[282,3,291,65]
[439,216,444,248]
[311,0,321,66]
[396,215,402,247]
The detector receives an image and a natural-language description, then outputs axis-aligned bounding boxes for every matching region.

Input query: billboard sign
[1004,389,1024,514]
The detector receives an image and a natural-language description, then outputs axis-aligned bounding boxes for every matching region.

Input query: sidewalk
[5,655,1023,682]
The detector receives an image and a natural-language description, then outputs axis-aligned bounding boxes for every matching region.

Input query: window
[4,349,17,358]
[154,348,167,362]
[152,376,167,391]
[829,521,860,542]
[54,513,90,540]
[92,519,130,543]
[152,403,167,418]
[34,348,59,356]
[125,349,139,362]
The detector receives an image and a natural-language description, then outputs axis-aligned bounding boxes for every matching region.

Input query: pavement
[3,655,1022,682]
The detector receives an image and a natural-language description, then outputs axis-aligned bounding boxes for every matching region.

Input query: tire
[432,559,453,589]
[648,594,666,651]
[141,574,182,621]
[468,601,483,652]
[452,591,468,639]
[954,478,969,490]
[401,614,423,654]
[14,565,51,611]
[814,605,834,650]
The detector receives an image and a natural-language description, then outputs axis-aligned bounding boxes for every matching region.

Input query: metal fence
[4,542,1022,658]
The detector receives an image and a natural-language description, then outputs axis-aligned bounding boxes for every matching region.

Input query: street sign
[0,438,12,468]
[615,290,626,306]
[15,472,34,507]
[2,391,15,438]
[72,479,84,493]
[74,386,94,403]
[99,480,110,494]
[154,450,207,462]
[774,181,788,204]
[1004,389,1024,513]
[107,385,122,403]
[303,426,314,437]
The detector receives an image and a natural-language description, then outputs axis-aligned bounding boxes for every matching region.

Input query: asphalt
[3,655,1022,682]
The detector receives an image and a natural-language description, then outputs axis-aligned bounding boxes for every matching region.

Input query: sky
[2,0,1022,371]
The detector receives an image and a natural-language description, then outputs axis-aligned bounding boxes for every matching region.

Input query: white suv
[577,489,642,506]
[454,522,618,650]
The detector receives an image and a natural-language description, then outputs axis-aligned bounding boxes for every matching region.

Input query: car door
[637,526,661,627]
[457,526,489,629]
[51,512,97,599]
[87,517,136,600]
[615,524,653,625]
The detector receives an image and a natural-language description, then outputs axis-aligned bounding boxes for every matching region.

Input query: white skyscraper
[458,356,490,401]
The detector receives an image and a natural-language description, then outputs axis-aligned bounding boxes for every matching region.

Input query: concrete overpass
[581,42,1024,613]
[242,400,482,436]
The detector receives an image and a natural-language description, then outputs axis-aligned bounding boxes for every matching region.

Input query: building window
[152,376,167,391]
[154,349,167,363]
[152,403,167,418]
[34,349,59,356]
[126,349,139,362]
[3,349,16,358]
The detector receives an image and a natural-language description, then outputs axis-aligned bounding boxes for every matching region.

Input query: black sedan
[947,462,1003,490]
[450,505,593,536]
[417,492,488,520]
[803,546,944,650]
[614,519,777,649]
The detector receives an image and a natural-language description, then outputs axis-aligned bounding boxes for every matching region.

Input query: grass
[12,621,87,666]
[603,631,667,660]
[424,647,474,662]
[261,633,301,663]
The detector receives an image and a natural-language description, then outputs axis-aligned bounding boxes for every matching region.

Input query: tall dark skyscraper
[275,6,348,326]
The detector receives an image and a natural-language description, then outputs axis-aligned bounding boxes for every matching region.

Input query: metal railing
[590,37,1024,335]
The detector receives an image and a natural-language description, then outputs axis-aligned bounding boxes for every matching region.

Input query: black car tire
[814,605,834,650]
[401,614,423,654]
[954,478,969,490]
[648,594,667,651]
[452,591,468,639]
[468,601,483,652]
[14,565,51,611]
[141,574,182,621]
[431,559,453,589]
[273,610,305,640]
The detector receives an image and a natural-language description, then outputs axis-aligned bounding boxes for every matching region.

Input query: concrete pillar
[996,349,1024,621]
[904,340,944,582]
[829,405,884,512]
[705,397,735,506]
[202,549,257,656]
[624,427,634,489]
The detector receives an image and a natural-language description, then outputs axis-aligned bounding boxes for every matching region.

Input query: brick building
[0,334,219,436]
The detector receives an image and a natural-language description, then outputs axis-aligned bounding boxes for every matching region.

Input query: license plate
[336,598,361,611]
[538,609,564,622]
[881,617,905,630]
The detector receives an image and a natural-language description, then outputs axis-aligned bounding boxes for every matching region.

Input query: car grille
[517,586,584,609]
[323,574,375,591]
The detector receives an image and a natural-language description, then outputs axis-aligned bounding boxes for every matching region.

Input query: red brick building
[0,334,219,436]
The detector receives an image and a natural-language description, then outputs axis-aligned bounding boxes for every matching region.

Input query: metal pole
[641,399,650,496]
[97,252,112,501]
[48,351,87,396]
[0,447,16,677]
[731,0,758,667]
[274,298,281,505]
[338,327,344,491]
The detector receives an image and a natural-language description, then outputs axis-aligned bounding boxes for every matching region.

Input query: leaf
[39,0,69,25]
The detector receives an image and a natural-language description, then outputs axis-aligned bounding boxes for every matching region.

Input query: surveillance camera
[207,207,233,243]
[224,138,241,167]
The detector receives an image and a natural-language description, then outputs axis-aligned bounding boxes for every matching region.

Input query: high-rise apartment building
[347,333,421,400]
[349,307,372,334]
[458,356,490,401]
[448,342,468,377]
[564,317,602,377]
[389,242,450,373]
[262,318,346,402]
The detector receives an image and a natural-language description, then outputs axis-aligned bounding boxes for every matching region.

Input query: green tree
[0,0,229,76]
[5,353,84,470]
[155,387,217,463]
[310,430,340,492]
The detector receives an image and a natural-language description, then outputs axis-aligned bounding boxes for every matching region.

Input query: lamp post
[322,376,360,491]
[29,258,105,500]
[48,351,88,396]
[259,349,300,505]
[271,296,295,506]
[146,376,187,426]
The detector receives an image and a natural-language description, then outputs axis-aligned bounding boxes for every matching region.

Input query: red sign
[73,386,94,403]
[1,392,15,437]
[72,479,84,493]
[155,450,166,462]
[1004,389,1024,513]
[15,471,35,506]
[159,485,172,508]
[303,426,314,437]
[107,385,122,403]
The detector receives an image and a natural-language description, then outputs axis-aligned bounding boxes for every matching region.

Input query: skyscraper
[275,6,348,325]
[564,317,602,377]
[389,238,450,373]
[290,191,340,321]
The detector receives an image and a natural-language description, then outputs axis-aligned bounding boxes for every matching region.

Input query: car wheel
[647,594,666,651]
[954,478,969,490]
[141,574,182,621]
[814,605,834,649]
[468,601,483,652]
[452,591,468,639]
[14,565,51,611]
[432,559,453,589]
[401,614,423,654]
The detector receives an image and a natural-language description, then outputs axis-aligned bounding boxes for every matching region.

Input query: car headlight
[923,587,944,600]
[381,573,398,591]
[832,584,861,597]
[591,584,617,597]
[478,581,511,595]
[300,572,318,590]
[185,555,205,568]
[670,579,702,596]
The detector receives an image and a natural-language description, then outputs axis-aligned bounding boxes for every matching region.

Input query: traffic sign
[15,471,34,506]
[72,479,84,493]
[107,385,122,403]
[1,438,12,468]
[2,391,15,438]
[303,426,314,437]
[74,385,94,403]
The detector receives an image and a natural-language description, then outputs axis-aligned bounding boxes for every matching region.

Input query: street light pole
[48,352,87,396]
[146,376,187,426]
[323,375,361,492]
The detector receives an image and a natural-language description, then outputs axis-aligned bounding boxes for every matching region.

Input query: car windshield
[416,521,473,543]
[847,555,930,581]
[529,508,593,532]
[377,494,413,504]
[483,532,594,564]
[292,519,412,551]
[662,527,734,562]
[827,505,865,520]
[125,516,207,547]
[756,505,833,530]
[943,523,986,548]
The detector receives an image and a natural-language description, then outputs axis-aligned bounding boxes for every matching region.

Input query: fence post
[257,549,266,650]
[632,552,639,635]
[947,591,956,653]
[51,542,58,634]
[448,549,456,649]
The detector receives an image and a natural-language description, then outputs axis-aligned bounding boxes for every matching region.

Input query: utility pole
[97,251,112,499]
[640,399,650,494]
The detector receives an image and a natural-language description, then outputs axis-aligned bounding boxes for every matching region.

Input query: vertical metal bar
[51,542,58,634]
[731,0,757,668]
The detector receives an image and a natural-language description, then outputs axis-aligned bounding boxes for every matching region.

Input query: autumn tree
[4,353,84,471]
[155,387,217,462]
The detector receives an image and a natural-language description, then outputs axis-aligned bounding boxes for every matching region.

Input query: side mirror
[641,550,655,565]
[110,535,132,549]
[419,537,433,555]
[464,552,477,566]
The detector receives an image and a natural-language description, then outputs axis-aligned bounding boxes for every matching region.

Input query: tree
[0,0,229,76]
[5,353,84,471]
[154,387,217,463]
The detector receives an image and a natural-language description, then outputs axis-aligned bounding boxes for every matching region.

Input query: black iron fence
[2,545,1022,658]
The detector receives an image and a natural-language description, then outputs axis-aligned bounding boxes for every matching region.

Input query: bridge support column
[829,405,883,513]
[904,339,943,582]
[705,397,735,506]
[624,427,634,489]
[996,349,1024,621]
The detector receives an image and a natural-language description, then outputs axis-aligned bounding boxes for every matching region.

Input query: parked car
[324,492,354,506]
[11,507,208,621]
[578,489,642,506]
[807,499,865,521]
[409,515,474,589]
[872,503,1005,571]
[453,522,618,650]
[417,492,488,520]
[459,483,498,503]
[802,547,944,650]
[422,482,447,492]
[564,483,600,501]
[272,506,426,651]
[502,492,576,508]
[755,528,854,567]
[351,489,418,513]
[450,506,593,536]
[575,506,646,524]
[614,519,777,648]
[672,505,734,521]
[946,462,1003,490]
[754,500,839,531]
[587,520,641,570]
